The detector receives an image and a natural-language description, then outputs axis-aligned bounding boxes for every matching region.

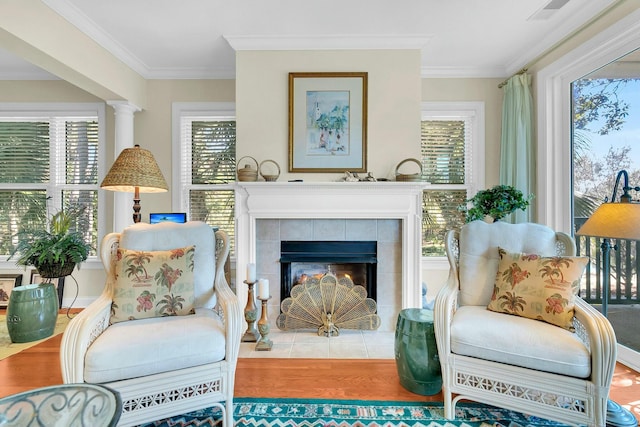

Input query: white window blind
[0,105,103,260]
[421,102,484,257]
[173,103,236,254]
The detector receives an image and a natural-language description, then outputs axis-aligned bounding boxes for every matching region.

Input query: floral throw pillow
[110,245,196,324]
[487,248,589,331]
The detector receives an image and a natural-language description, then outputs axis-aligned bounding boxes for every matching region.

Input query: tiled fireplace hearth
[235,182,426,332]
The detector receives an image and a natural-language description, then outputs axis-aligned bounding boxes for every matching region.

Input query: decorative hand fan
[276,272,381,337]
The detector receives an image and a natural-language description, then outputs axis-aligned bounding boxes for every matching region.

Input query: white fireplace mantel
[234,181,427,314]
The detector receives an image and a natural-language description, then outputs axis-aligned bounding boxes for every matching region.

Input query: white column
[106,101,141,232]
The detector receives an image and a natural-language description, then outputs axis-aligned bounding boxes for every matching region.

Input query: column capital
[106,100,141,115]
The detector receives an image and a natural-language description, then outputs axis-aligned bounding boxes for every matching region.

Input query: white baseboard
[617,344,640,373]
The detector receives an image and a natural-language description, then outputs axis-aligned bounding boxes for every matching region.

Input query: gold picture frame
[288,72,368,173]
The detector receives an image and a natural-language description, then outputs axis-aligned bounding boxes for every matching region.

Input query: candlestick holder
[255,296,273,351]
[241,280,260,342]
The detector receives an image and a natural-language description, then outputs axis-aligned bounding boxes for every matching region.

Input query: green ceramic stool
[6,283,59,343]
[394,308,442,395]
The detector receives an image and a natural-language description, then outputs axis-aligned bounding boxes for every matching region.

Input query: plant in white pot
[459,185,533,223]
[7,206,92,343]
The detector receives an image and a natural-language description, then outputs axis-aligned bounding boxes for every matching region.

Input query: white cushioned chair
[434,221,617,427]
[60,222,242,427]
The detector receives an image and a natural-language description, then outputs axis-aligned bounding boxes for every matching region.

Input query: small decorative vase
[6,283,59,343]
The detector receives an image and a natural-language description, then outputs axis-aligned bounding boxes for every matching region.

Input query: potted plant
[459,184,533,223]
[10,206,92,278]
[6,206,92,343]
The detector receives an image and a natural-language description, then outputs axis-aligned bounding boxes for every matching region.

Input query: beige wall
[421,78,503,187]
[236,50,423,181]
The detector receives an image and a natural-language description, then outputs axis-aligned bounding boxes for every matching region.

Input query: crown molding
[144,66,237,80]
[43,0,151,77]
[420,65,507,79]
[224,34,432,51]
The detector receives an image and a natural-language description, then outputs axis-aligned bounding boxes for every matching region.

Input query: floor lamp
[576,169,640,427]
[100,145,168,223]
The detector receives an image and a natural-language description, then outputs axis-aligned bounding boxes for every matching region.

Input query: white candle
[258,279,270,299]
[247,263,256,282]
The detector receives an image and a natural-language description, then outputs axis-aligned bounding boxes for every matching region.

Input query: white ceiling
[0,0,619,80]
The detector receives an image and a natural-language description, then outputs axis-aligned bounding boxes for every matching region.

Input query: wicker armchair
[434,221,617,427]
[60,222,242,427]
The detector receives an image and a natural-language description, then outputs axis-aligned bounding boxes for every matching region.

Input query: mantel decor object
[259,159,281,182]
[289,72,368,173]
[395,158,423,182]
[237,156,259,182]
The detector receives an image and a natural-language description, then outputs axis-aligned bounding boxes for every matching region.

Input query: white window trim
[536,9,640,369]
[0,102,106,270]
[536,9,640,234]
[420,101,485,265]
[421,101,485,195]
[171,102,236,213]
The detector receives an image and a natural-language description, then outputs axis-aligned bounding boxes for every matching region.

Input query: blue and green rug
[139,397,570,426]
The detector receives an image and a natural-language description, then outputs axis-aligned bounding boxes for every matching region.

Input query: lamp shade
[576,202,640,241]
[101,145,168,193]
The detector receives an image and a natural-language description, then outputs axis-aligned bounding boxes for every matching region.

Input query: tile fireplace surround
[235,182,427,333]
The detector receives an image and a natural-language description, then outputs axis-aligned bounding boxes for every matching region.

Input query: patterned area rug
[139,398,570,427]
[0,313,70,360]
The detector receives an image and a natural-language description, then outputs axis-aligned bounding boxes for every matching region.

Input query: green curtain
[500,73,534,223]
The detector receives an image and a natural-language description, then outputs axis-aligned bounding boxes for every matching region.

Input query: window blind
[420,120,468,185]
[420,113,475,257]
[0,121,50,184]
[191,121,236,184]
[178,114,236,254]
[0,110,102,258]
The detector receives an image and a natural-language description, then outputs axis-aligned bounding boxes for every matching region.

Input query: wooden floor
[1,332,639,423]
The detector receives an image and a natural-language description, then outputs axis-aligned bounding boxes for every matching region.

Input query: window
[172,103,236,253]
[421,102,484,257]
[0,103,105,262]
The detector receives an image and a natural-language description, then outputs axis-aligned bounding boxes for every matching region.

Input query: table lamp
[576,169,640,427]
[100,144,168,223]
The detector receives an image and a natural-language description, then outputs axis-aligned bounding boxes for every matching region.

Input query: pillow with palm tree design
[110,245,196,324]
[487,247,588,331]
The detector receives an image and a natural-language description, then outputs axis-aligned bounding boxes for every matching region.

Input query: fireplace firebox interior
[280,241,377,302]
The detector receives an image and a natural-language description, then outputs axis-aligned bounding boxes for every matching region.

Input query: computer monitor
[149,213,187,224]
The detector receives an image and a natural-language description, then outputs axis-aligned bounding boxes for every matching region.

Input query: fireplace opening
[280,241,377,302]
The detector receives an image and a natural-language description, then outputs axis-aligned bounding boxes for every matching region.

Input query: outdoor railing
[575,217,639,304]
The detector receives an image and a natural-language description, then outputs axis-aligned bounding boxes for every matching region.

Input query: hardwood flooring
[1,332,638,423]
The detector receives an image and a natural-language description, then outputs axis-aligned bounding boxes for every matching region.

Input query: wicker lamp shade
[101,145,168,193]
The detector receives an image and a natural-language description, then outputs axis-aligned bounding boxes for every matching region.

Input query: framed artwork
[288,72,368,173]
[0,274,22,308]
[30,271,65,307]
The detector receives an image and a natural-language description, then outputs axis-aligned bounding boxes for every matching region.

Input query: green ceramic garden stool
[394,308,442,395]
[6,283,59,343]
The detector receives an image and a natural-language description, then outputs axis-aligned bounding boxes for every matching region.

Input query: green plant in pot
[10,206,92,278]
[459,184,533,223]
[6,206,92,343]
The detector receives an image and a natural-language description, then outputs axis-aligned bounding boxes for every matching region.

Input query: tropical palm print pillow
[110,245,196,324]
[487,248,589,331]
